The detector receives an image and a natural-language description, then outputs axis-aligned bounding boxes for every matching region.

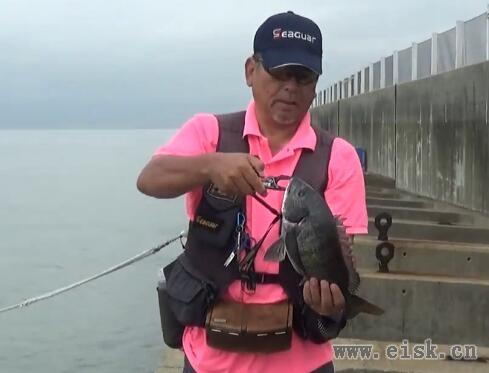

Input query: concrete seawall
[311,61,489,214]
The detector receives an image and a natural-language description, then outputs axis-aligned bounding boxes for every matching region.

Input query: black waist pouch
[157,280,185,349]
[189,183,242,248]
[157,254,218,349]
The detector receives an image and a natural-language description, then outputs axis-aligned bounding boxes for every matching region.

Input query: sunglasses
[254,57,319,85]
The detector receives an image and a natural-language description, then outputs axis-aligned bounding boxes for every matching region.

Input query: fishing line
[0,230,186,315]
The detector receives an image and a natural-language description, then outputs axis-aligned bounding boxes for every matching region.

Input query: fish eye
[298,190,305,197]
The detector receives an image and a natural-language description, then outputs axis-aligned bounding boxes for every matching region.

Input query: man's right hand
[137,152,267,199]
[207,153,267,197]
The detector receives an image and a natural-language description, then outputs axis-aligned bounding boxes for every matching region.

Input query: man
[138,11,367,373]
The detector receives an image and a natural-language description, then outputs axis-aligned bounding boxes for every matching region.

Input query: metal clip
[224,212,246,267]
[236,211,246,230]
[224,251,235,267]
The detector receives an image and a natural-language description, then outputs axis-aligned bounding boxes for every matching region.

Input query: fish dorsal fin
[348,268,361,294]
[335,217,361,293]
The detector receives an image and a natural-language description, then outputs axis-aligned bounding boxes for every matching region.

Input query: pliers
[251,175,291,216]
[262,175,291,191]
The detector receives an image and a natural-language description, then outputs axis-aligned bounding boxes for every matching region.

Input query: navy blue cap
[253,11,323,75]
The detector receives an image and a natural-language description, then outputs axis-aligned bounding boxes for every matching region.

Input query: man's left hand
[303,278,345,317]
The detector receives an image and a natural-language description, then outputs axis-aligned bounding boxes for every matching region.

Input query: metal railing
[313,7,489,106]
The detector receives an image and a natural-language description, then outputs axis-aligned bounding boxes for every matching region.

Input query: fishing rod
[0,230,186,315]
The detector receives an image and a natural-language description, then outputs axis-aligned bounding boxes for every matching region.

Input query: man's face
[245,56,318,129]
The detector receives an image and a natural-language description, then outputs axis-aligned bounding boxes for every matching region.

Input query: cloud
[1,0,487,128]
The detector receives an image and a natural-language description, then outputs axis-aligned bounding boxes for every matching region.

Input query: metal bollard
[374,212,395,273]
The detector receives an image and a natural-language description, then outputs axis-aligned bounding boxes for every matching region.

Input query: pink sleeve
[325,138,368,235]
[152,113,219,220]
[153,113,218,156]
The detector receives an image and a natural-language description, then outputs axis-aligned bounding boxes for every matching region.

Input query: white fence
[314,9,489,106]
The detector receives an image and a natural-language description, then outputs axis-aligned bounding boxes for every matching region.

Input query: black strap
[251,193,281,216]
[250,272,280,284]
[216,111,248,153]
[239,214,281,292]
[293,125,335,193]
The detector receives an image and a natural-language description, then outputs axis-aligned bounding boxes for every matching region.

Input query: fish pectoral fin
[346,294,385,319]
[264,239,286,262]
[284,230,306,276]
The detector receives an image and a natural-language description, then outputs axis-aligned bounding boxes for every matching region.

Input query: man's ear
[245,57,256,87]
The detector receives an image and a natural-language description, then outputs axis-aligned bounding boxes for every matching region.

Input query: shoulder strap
[214,111,335,192]
[215,111,249,153]
[292,125,336,193]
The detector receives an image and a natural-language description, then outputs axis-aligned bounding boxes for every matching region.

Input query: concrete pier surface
[155,338,489,373]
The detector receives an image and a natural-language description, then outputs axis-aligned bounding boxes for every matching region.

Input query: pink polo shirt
[154,101,368,373]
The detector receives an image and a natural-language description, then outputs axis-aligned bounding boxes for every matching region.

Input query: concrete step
[354,236,489,280]
[367,197,434,209]
[367,191,403,199]
[365,173,396,189]
[368,205,474,225]
[367,186,398,193]
[367,218,489,244]
[342,270,489,347]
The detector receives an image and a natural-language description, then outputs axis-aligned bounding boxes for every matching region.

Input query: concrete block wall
[311,60,489,215]
[310,101,339,135]
[396,61,489,213]
[337,87,396,179]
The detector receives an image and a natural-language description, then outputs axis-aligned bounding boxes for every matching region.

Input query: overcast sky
[1,0,488,129]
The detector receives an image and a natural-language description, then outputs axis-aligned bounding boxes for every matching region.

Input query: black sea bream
[264,177,384,319]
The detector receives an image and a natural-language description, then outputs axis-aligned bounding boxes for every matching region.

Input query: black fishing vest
[182,111,337,340]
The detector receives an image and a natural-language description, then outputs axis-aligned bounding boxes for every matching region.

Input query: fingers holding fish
[302,279,315,308]
[319,279,333,314]
[303,278,345,317]
[329,283,345,314]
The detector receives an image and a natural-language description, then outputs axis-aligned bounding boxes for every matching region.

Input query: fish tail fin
[264,239,286,262]
[346,294,385,319]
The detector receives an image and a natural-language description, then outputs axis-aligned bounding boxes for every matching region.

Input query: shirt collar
[243,100,316,151]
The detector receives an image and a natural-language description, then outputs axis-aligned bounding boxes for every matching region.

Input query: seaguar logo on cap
[273,28,317,43]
